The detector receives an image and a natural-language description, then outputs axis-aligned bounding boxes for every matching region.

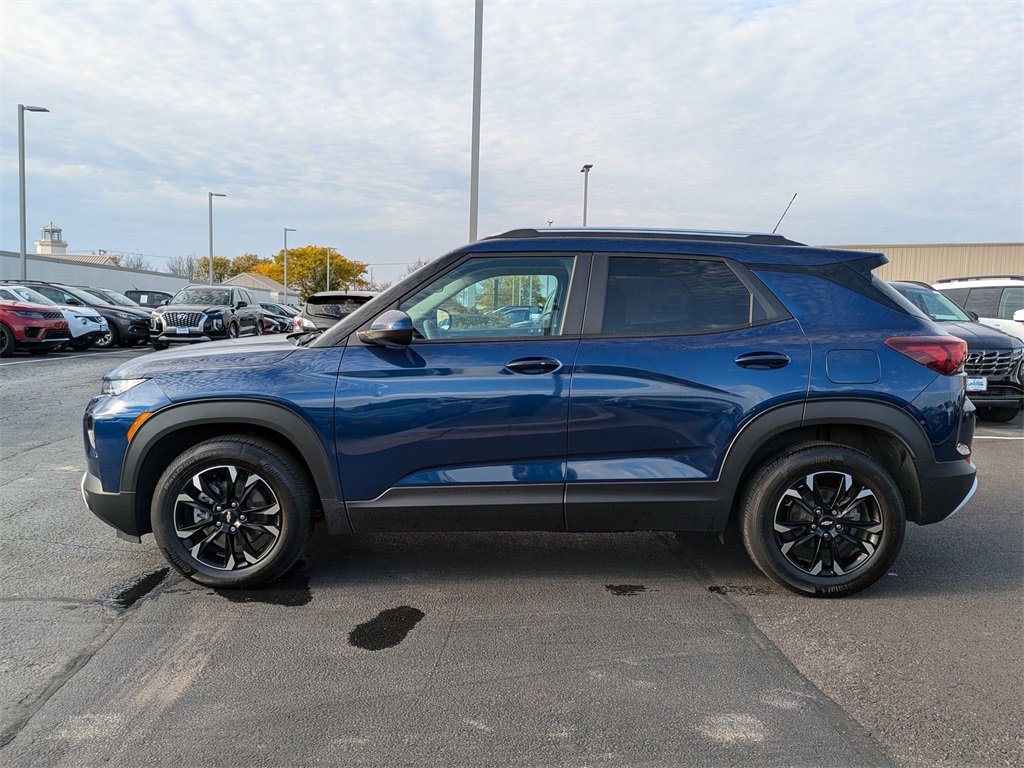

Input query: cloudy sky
[2,0,1021,283]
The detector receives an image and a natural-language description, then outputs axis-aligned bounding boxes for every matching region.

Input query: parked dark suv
[150,284,264,349]
[82,228,977,598]
[891,281,1023,422]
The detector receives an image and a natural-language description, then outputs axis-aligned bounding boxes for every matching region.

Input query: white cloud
[1,0,1020,282]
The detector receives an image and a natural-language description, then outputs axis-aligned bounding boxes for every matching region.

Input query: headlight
[14,310,45,318]
[113,311,139,321]
[101,378,148,396]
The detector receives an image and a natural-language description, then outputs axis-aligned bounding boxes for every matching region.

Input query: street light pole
[283,227,296,304]
[208,192,226,283]
[326,247,332,291]
[580,164,593,226]
[18,104,49,280]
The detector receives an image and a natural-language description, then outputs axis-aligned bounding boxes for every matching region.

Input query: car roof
[458,227,884,268]
[934,275,1024,287]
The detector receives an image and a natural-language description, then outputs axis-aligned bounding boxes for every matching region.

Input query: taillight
[885,336,967,376]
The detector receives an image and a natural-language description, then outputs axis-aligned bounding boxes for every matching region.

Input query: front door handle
[505,357,563,375]
[735,351,791,370]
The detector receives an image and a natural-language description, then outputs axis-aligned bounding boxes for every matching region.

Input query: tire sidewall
[741,446,906,597]
[151,437,311,588]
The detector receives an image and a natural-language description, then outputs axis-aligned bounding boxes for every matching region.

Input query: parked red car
[0,298,71,357]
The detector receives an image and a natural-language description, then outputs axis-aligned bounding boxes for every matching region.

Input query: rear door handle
[505,357,563,375]
[735,351,791,370]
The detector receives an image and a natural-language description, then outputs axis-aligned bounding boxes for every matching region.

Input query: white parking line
[0,351,143,366]
[974,435,1023,440]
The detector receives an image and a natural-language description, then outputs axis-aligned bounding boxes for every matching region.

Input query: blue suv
[82,228,977,597]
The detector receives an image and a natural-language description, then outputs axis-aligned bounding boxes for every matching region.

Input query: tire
[152,341,169,351]
[739,444,905,598]
[0,323,13,357]
[227,322,239,339]
[70,339,92,351]
[254,319,264,336]
[976,405,1021,423]
[151,436,313,588]
[94,324,121,349]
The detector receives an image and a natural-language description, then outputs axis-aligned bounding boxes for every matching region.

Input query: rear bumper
[915,458,978,525]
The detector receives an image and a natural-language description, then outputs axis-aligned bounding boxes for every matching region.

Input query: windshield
[171,289,231,306]
[893,284,972,322]
[84,287,139,307]
[0,285,58,306]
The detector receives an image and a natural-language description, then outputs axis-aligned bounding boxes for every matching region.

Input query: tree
[111,253,152,271]
[228,253,268,278]
[194,256,234,283]
[166,254,201,280]
[253,245,369,301]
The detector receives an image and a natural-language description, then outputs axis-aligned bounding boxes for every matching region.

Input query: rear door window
[600,256,769,335]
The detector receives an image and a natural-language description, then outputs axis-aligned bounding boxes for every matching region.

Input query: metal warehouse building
[825,243,1023,283]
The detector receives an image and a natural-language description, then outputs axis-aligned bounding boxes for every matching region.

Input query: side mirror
[1013,308,1024,323]
[967,310,979,322]
[236,301,248,309]
[160,299,169,306]
[358,310,413,348]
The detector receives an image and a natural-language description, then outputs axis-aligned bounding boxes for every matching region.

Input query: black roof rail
[934,275,1024,283]
[486,227,805,246]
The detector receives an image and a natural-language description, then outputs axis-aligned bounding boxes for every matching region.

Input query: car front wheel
[94,324,121,349]
[740,444,905,598]
[151,436,313,588]
[0,323,13,357]
[976,405,1021,423]
[227,322,239,339]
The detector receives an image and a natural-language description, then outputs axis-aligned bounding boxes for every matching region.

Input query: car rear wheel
[94,324,120,349]
[254,319,264,336]
[740,444,905,598]
[976,405,1021,422]
[151,436,313,588]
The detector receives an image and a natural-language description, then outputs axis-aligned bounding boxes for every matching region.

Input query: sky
[1,0,1022,284]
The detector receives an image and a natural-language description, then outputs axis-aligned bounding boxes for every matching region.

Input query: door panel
[334,252,584,532]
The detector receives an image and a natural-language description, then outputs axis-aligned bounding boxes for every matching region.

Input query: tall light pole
[326,247,333,291]
[208,192,226,283]
[468,0,483,242]
[580,164,593,226]
[283,227,296,304]
[18,104,49,280]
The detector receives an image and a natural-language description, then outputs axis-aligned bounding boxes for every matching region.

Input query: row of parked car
[0,279,379,355]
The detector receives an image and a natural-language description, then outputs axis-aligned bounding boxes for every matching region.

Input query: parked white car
[933,276,1024,341]
[0,284,108,350]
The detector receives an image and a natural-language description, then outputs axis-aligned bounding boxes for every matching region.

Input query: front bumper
[151,331,222,345]
[81,469,141,540]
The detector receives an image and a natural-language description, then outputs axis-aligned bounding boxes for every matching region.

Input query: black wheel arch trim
[121,399,350,536]
[717,398,943,526]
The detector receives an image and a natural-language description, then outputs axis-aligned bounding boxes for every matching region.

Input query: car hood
[107,336,298,380]
[936,320,1021,349]
[156,303,234,314]
[95,303,150,319]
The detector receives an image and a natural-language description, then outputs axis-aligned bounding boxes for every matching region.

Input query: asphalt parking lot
[0,346,1021,767]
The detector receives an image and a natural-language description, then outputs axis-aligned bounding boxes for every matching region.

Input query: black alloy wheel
[0,324,13,357]
[976,405,1021,423]
[227,322,240,339]
[740,444,905,598]
[151,436,313,588]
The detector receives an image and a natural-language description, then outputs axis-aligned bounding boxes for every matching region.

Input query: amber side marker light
[127,412,154,442]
